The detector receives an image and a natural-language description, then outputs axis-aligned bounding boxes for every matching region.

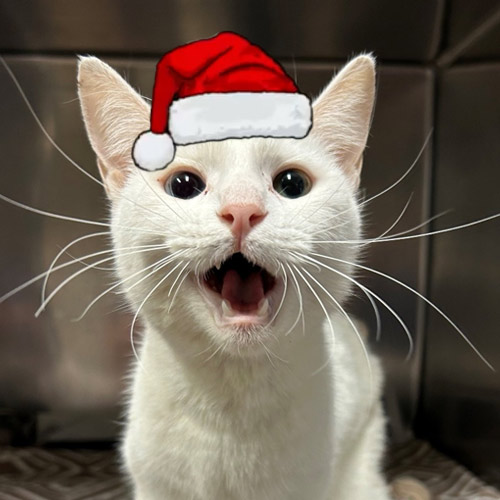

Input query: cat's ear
[311,55,376,187]
[78,56,150,199]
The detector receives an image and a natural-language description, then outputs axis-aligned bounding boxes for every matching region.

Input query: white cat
[78,54,391,500]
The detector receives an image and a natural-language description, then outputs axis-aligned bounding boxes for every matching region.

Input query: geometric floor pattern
[0,440,498,499]
[0,447,130,499]
[386,441,500,500]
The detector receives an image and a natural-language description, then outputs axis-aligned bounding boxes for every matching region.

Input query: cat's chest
[125,395,333,500]
[124,333,335,500]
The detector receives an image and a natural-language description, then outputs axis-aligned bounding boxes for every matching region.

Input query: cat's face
[78,55,375,359]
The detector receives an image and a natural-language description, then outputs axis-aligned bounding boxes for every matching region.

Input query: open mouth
[201,253,278,324]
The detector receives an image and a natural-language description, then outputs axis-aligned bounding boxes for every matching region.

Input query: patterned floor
[0,447,129,499]
[0,441,498,499]
[386,441,500,500]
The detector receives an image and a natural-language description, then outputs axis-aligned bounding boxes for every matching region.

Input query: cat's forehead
[171,137,316,176]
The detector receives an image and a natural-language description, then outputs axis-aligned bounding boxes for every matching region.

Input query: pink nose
[219,204,267,240]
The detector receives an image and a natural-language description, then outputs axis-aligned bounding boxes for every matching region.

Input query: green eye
[165,171,206,199]
[273,169,312,198]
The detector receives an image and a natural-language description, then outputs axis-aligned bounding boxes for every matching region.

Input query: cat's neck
[133,319,331,426]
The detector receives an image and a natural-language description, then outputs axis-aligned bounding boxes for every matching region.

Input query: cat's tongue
[221,269,264,312]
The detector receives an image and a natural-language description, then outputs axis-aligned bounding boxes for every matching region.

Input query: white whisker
[0,192,170,237]
[129,260,186,369]
[35,245,171,316]
[311,212,500,246]
[264,263,288,329]
[167,265,191,314]
[310,251,494,370]
[0,240,167,304]
[381,210,451,240]
[284,264,305,336]
[42,231,110,303]
[374,194,413,240]
[290,264,336,376]
[0,57,185,232]
[355,130,432,213]
[300,265,373,390]
[294,252,412,355]
[0,56,103,186]
[303,131,432,231]
[0,193,109,228]
[74,250,186,321]
[168,262,190,298]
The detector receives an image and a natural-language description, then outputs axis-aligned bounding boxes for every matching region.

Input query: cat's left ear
[311,55,376,187]
[78,56,150,199]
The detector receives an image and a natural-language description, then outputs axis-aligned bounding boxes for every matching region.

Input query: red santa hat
[132,32,312,171]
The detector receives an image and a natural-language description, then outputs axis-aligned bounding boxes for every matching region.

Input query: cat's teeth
[215,262,221,271]
[257,298,269,316]
[222,299,234,317]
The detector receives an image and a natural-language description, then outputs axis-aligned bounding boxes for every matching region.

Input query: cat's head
[78,54,375,359]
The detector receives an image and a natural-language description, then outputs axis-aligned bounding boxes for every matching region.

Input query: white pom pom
[132,131,175,171]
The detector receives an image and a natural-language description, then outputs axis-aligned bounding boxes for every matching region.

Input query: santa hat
[132,32,312,171]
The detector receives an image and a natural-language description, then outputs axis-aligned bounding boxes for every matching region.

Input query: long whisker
[129,260,186,368]
[167,261,190,298]
[294,252,412,357]
[374,194,413,240]
[311,193,413,248]
[380,210,451,240]
[65,249,115,271]
[0,56,102,186]
[0,193,168,237]
[0,240,167,303]
[35,245,171,316]
[290,264,335,377]
[284,264,305,336]
[74,250,187,321]
[167,267,190,314]
[263,263,288,329]
[0,193,109,228]
[299,265,373,389]
[41,231,109,303]
[310,251,494,371]
[305,131,432,230]
[310,212,500,246]
[356,130,432,212]
[0,57,186,233]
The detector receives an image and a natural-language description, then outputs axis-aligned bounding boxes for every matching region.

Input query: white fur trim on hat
[169,92,312,144]
[132,131,176,171]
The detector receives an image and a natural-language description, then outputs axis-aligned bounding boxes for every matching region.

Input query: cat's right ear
[78,57,150,200]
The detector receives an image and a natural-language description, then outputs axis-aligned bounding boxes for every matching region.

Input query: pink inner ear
[221,270,265,312]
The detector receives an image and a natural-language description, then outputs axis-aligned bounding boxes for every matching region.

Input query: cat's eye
[273,169,312,199]
[165,171,206,199]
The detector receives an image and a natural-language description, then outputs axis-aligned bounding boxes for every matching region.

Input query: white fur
[78,54,391,500]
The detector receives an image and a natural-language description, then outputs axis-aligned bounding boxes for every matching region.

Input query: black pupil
[274,170,308,198]
[168,172,205,199]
